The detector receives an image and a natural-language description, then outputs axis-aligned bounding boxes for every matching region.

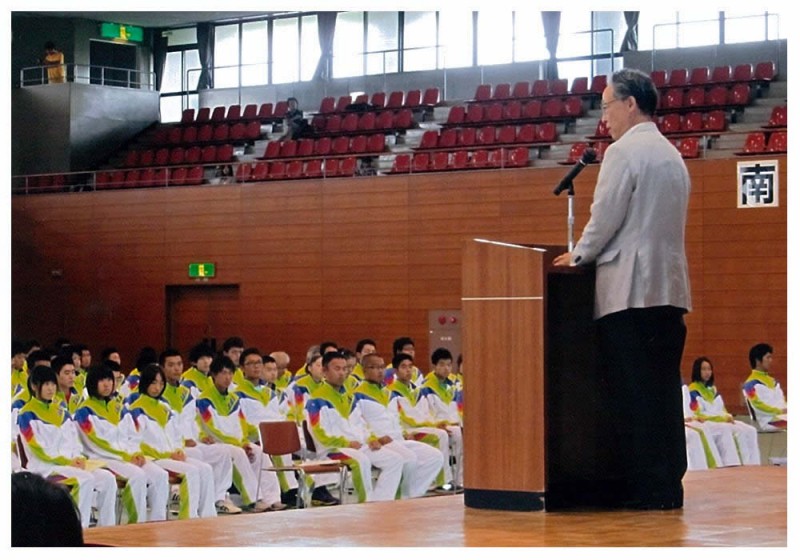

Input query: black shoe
[311,486,340,506]
[281,489,298,505]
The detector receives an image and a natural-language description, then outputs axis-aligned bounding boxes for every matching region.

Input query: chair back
[302,420,318,453]
[17,435,28,468]
[259,421,302,456]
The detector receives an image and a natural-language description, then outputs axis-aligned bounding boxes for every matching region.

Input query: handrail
[19,62,156,90]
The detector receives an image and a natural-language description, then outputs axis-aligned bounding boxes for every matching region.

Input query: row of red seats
[651,61,776,89]
[261,134,385,160]
[472,76,607,103]
[447,98,582,126]
[309,109,415,136]
[737,131,787,155]
[150,121,261,146]
[658,83,751,112]
[123,144,234,167]
[181,102,287,125]
[763,105,787,129]
[417,122,558,151]
[655,111,728,135]
[565,137,700,163]
[237,158,358,181]
[318,88,439,114]
[96,166,205,189]
[391,147,529,174]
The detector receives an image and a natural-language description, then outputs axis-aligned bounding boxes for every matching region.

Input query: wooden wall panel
[11,156,786,411]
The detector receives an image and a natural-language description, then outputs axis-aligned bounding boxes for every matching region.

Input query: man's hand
[553,252,573,267]
[171,450,186,461]
[377,436,392,445]
[201,435,216,445]
[184,439,197,448]
[368,440,382,450]
[347,441,361,449]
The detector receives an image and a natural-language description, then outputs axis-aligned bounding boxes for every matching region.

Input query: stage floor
[84,466,786,547]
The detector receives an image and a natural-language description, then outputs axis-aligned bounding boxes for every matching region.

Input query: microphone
[553,148,596,195]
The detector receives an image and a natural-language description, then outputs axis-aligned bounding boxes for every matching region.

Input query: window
[333,12,364,78]
[724,10,784,43]
[439,10,473,68]
[300,15,320,81]
[477,11,512,66]
[366,11,399,75]
[241,21,269,86]
[273,18,299,84]
[214,24,240,88]
[166,27,197,47]
[513,10,548,62]
[404,12,437,72]
[557,11,592,58]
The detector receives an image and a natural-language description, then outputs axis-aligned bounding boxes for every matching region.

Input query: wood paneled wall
[11,155,786,411]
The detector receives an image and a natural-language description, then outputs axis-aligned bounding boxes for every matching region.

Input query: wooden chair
[259,421,346,508]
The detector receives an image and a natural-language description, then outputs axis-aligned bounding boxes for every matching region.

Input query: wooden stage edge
[84,466,787,548]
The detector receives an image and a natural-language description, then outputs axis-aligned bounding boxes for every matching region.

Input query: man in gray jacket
[554,68,691,510]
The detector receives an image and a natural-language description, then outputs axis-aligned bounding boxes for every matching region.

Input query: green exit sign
[100,22,144,43]
[189,263,216,278]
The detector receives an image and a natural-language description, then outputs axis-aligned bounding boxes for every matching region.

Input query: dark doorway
[89,40,137,87]
[165,284,240,354]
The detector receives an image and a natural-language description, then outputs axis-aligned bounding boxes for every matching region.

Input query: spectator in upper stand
[280,97,310,140]
[743,343,788,431]
[41,41,66,84]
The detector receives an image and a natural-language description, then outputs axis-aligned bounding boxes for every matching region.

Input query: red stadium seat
[474,84,492,102]
[375,111,394,130]
[196,107,211,122]
[366,133,385,153]
[185,146,202,164]
[507,146,529,167]
[590,75,607,94]
[245,121,261,140]
[729,83,751,105]
[242,104,258,120]
[349,135,367,153]
[354,93,369,104]
[325,114,342,134]
[570,77,589,95]
[152,167,168,187]
[447,106,466,126]
[660,113,682,134]
[392,109,413,129]
[591,119,610,139]
[766,130,787,152]
[263,141,281,159]
[404,89,421,107]
[139,167,156,187]
[466,104,484,124]
[668,68,688,87]
[594,141,610,162]
[430,151,449,171]
[523,100,542,119]
[339,157,357,177]
[566,142,589,164]
[732,63,753,82]
[767,105,787,128]
[186,166,204,185]
[229,122,247,141]
[335,95,352,113]
[139,149,154,167]
[216,144,234,162]
[267,161,286,180]
[537,122,557,142]
[682,112,704,133]
[210,106,226,122]
[685,87,705,108]
[550,79,568,96]
[297,138,315,157]
[439,128,457,149]
[201,145,217,163]
[516,123,536,143]
[710,65,731,83]
[341,112,359,132]
[170,167,188,186]
[470,149,489,168]
[213,124,230,142]
[419,130,439,150]
[123,150,139,168]
[704,110,726,132]
[357,111,376,131]
[286,160,304,178]
[181,108,195,124]
[304,159,323,178]
[484,103,503,122]
[258,103,274,120]
[755,61,776,81]
[314,137,332,156]
[542,98,563,118]
[458,127,477,147]
[151,127,170,145]
[503,100,522,120]
[450,150,469,169]
[123,169,141,188]
[331,136,350,155]
[563,97,583,117]
[226,105,241,122]
[412,152,430,172]
[167,126,182,145]
[273,101,289,118]
[689,67,709,86]
[650,70,667,88]
[497,125,516,145]
[370,92,386,108]
[662,88,683,109]
[705,86,728,107]
[251,162,269,181]
[319,96,336,114]
[236,163,253,182]
[488,149,505,168]
[740,132,766,153]
[182,126,198,144]
[197,124,213,143]
[422,87,439,106]
[279,140,298,158]
[493,83,511,100]
[677,137,700,159]
[154,148,170,166]
[386,91,404,109]
[477,126,496,145]
[512,81,530,98]
[531,80,549,97]
[391,153,411,173]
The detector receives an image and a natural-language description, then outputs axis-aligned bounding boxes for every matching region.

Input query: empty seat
[767,105,787,128]
[268,161,286,179]
[662,88,683,109]
[660,113,682,134]
[570,77,589,95]
[213,124,230,142]
[754,61,776,81]
[325,114,342,134]
[182,126,198,144]
[349,135,367,153]
[197,124,214,143]
[139,167,156,188]
[563,97,583,117]
[180,108,195,124]
[474,84,492,101]
[201,145,218,163]
[594,141,610,162]
[242,104,258,120]
[167,127,183,145]
[507,146,529,167]
[353,93,369,104]
[466,104,484,124]
[154,148,170,166]
[591,119,610,138]
[447,106,466,125]
[458,127,477,147]
[729,83,751,105]
[375,110,394,130]
[304,159,323,178]
[650,70,668,88]
[537,122,557,142]
[497,125,516,145]
[211,106,226,122]
[170,167,188,186]
[93,171,111,190]
[477,125,496,145]
[590,74,608,94]
[151,127,170,145]
[488,148,505,168]
[668,68,688,87]
[322,158,340,177]
[566,142,589,164]
[492,83,511,100]
[470,150,489,168]
[392,109,413,129]
[503,100,522,120]
[245,120,261,140]
[550,79,568,96]
[319,96,336,114]
[314,136,332,156]
[216,144,234,162]
[279,140,298,158]
[139,149,155,167]
[438,128,457,148]
[185,146,202,164]
[705,86,728,107]
[450,150,469,169]
[386,91,404,109]
[258,103,274,120]
[689,67,709,86]
[123,169,141,188]
[263,141,281,159]
[430,151,450,171]
[273,100,289,118]
[370,91,386,108]
[531,79,549,97]
[391,153,411,173]
[682,112,704,133]
[297,138,315,157]
[419,130,439,150]
[766,130,787,152]
[512,81,530,98]
[704,110,726,132]
[152,167,168,187]
[311,114,327,132]
[711,65,731,83]
[251,161,269,181]
[404,89,421,107]
[335,95,352,113]
[196,107,211,122]
[286,160,304,178]
[123,150,139,168]
[186,166,204,185]
[422,87,439,106]
[229,122,247,141]
[516,123,536,143]
[740,132,766,153]
[542,98,563,118]
[523,100,542,119]
[339,157,357,176]
[412,152,430,172]
[357,111,376,131]
[484,103,503,122]
[226,105,241,122]
[732,63,753,82]
[685,87,705,107]
[366,133,385,153]
[677,137,700,159]
[235,163,253,182]
[341,112,359,132]
[331,136,350,155]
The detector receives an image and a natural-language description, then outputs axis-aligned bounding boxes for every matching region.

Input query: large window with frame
[438,10,473,68]
[333,11,364,78]
[273,17,299,84]
[159,27,200,123]
[241,20,269,86]
[366,11,399,75]
[214,23,240,88]
[403,12,437,72]
[477,11,512,66]
[300,14,320,81]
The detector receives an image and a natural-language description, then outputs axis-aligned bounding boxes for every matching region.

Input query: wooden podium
[462,239,624,511]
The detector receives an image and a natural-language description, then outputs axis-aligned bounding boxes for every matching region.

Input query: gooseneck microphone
[553,148,597,195]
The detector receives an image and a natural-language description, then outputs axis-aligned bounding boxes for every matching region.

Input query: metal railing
[20,63,156,89]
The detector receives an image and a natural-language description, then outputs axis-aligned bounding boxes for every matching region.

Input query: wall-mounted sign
[188,263,216,278]
[100,22,144,43]
[737,160,779,208]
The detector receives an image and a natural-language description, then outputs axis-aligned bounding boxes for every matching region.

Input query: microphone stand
[566,182,576,252]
